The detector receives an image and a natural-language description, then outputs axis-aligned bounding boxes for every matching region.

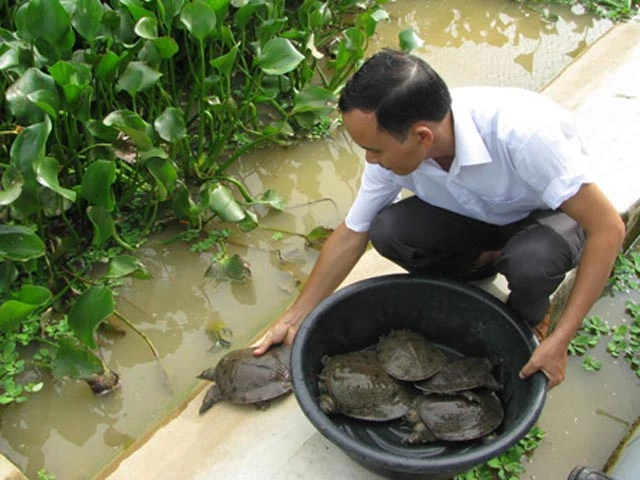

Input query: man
[253,49,625,389]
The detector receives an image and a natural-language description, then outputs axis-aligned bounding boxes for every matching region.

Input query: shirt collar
[447,96,493,175]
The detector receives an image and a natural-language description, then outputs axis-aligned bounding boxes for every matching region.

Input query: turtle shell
[416,390,504,442]
[197,344,292,414]
[376,329,447,381]
[318,350,414,421]
[414,356,500,394]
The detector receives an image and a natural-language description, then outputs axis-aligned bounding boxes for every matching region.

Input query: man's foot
[460,250,501,281]
[534,313,551,341]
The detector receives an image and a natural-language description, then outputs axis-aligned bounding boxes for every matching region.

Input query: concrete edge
[0,454,28,480]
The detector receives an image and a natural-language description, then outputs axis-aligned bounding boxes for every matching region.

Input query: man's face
[342,109,428,176]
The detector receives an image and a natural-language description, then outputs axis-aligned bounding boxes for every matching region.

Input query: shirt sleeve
[512,118,594,209]
[345,163,403,232]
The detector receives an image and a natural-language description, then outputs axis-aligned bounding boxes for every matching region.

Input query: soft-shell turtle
[318,350,414,421]
[414,356,500,394]
[376,329,447,381]
[404,390,504,444]
[197,344,292,414]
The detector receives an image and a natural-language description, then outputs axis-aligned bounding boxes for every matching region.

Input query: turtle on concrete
[197,344,292,414]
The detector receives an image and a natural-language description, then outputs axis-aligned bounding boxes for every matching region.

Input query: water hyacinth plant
[0,0,390,404]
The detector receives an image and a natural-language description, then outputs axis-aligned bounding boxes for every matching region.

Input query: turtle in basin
[414,356,501,394]
[403,390,504,444]
[318,349,415,421]
[197,344,292,414]
[376,329,447,381]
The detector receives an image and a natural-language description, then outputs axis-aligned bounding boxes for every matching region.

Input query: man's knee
[369,208,398,254]
[498,225,575,288]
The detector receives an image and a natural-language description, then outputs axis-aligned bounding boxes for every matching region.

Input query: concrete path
[0,20,617,480]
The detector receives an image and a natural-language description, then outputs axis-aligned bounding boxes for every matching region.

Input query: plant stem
[113,309,161,360]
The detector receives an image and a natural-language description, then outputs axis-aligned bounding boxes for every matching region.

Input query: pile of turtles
[318,329,504,444]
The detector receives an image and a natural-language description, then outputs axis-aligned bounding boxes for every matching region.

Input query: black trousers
[368,196,586,327]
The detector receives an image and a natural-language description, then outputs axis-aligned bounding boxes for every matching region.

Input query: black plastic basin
[291,274,548,480]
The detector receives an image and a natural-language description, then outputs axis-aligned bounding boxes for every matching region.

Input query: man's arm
[252,222,370,355]
[519,183,625,387]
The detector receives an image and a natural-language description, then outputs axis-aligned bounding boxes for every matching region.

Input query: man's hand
[251,319,298,356]
[518,333,569,389]
[251,222,370,357]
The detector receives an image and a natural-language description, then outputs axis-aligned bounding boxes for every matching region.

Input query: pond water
[0,1,618,479]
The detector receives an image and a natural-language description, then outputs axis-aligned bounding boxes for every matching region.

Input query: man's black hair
[338,49,452,140]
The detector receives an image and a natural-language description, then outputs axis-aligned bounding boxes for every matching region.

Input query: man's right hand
[251,318,298,356]
[251,222,370,356]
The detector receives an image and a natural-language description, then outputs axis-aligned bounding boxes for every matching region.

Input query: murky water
[0,1,621,479]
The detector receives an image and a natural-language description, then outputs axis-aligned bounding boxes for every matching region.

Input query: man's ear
[414,124,434,146]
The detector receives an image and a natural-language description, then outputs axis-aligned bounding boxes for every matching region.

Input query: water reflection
[371,0,610,90]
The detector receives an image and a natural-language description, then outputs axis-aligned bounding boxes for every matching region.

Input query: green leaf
[172,183,201,226]
[72,0,104,41]
[49,60,92,105]
[103,110,153,151]
[0,284,51,332]
[0,167,24,206]
[292,84,336,115]
[0,263,18,294]
[119,0,155,22]
[582,355,603,372]
[26,89,61,119]
[10,117,52,180]
[206,183,246,222]
[209,43,239,77]
[358,8,389,37]
[145,155,177,201]
[257,37,304,75]
[205,253,251,282]
[160,0,186,24]
[0,225,45,261]
[154,107,186,143]
[306,226,333,250]
[81,160,117,210]
[68,286,115,350]
[256,189,284,211]
[399,28,424,54]
[105,255,150,279]
[52,337,103,379]
[87,205,115,246]
[135,16,158,39]
[34,156,77,202]
[180,0,217,42]
[238,210,258,232]
[116,61,163,98]
[21,0,71,43]
[5,68,57,124]
[96,51,124,82]
[152,36,179,59]
[234,2,263,28]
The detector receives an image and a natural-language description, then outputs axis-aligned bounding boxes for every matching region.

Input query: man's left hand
[518,334,569,389]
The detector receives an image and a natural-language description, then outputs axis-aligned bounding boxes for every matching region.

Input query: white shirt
[345,86,593,232]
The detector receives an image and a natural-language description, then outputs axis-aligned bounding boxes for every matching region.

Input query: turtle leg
[403,420,437,445]
[199,384,224,415]
[254,400,271,411]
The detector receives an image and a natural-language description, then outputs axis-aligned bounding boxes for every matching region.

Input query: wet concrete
[89,21,640,480]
